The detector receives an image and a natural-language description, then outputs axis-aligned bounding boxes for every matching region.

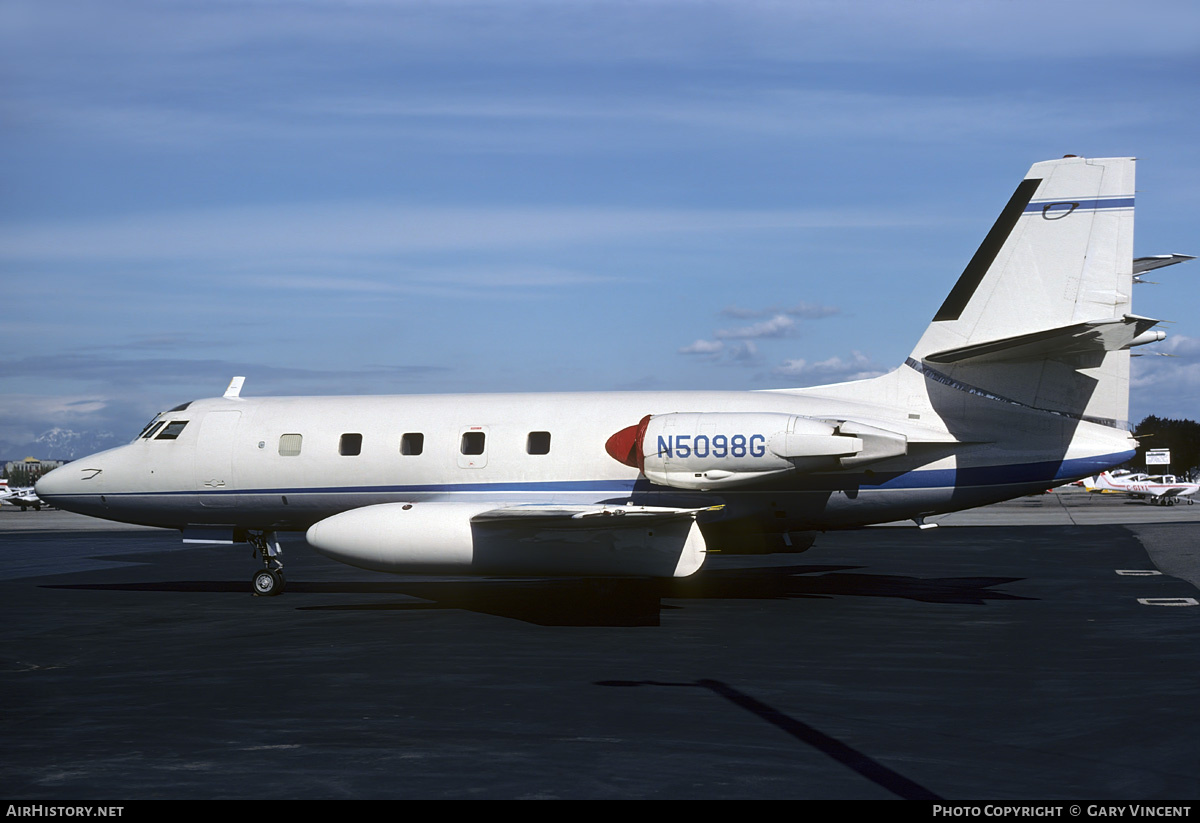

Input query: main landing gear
[248,531,285,596]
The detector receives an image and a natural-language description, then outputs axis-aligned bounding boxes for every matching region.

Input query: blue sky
[3,0,1199,449]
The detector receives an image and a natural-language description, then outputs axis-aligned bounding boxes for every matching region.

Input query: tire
[252,569,284,597]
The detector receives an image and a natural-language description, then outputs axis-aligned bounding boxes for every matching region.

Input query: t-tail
[812,156,1171,445]
[908,155,1144,429]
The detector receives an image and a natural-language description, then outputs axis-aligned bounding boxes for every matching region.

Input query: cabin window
[460,431,486,455]
[401,432,424,455]
[527,431,551,455]
[278,434,303,456]
[155,421,189,440]
[339,433,363,456]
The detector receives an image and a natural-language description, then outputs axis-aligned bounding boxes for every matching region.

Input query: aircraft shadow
[44,563,1033,627]
[595,678,943,799]
[666,565,1032,606]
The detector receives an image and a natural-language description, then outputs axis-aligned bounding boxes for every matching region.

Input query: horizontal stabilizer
[923,315,1161,365]
[1133,254,1195,276]
[472,502,724,526]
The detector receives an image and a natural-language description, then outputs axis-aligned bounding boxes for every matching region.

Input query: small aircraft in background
[1085,471,1198,505]
[0,481,45,511]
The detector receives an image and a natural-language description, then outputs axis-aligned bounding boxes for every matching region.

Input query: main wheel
[252,569,285,597]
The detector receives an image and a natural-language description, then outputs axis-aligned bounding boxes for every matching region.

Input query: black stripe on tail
[933,177,1042,322]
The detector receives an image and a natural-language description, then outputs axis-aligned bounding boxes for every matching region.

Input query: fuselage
[36,383,1136,539]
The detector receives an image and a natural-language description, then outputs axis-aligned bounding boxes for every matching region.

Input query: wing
[471,502,724,525]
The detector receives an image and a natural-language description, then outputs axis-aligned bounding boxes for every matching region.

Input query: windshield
[134,416,164,442]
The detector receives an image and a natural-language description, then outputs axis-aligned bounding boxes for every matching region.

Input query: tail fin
[906,155,1143,428]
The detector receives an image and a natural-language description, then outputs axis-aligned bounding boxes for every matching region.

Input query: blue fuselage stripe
[78,451,1134,499]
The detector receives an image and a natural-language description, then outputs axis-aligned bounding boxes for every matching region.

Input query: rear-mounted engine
[605,412,906,490]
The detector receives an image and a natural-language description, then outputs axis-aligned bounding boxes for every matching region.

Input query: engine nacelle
[606,412,881,490]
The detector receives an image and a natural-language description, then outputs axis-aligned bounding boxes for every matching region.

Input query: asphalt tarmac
[1,490,1197,799]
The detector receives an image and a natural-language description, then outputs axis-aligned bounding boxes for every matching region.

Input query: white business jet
[36,156,1190,595]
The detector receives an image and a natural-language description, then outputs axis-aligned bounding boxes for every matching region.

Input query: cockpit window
[136,418,164,440]
[168,401,192,412]
[140,421,166,440]
[155,421,189,440]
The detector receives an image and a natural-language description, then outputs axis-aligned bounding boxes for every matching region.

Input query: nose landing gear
[248,531,285,596]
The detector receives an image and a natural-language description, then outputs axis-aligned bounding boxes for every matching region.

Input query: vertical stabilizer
[906,156,1138,427]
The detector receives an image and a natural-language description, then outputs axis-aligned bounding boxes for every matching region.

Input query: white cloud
[10,1,1199,82]
[683,300,849,371]
[718,305,763,319]
[726,340,762,365]
[0,204,912,263]
[1129,335,1200,420]
[720,302,840,321]
[0,394,111,443]
[715,314,795,340]
[772,351,885,384]
[783,302,840,320]
[678,339,724,355]
[1159,334,1200,358]
[247,265,617,301]
[13,84,1172,156]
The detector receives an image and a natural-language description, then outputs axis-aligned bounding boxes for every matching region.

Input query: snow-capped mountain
[0,428,122,462]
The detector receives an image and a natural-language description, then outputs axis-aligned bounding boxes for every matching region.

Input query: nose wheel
[253,567,285,596]
[248,531,286,596]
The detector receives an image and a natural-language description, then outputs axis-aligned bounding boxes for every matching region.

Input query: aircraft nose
[36,462,101,501]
